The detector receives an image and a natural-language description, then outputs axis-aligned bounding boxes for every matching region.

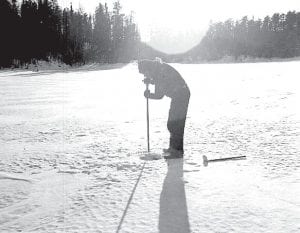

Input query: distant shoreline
[1,56,300,72]
[175,56,300,65]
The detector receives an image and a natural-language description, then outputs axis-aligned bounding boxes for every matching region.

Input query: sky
[58,0,300,53]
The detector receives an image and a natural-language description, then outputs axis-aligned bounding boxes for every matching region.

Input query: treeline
[0,0,140,68]
[186,11,300,62]
[2,1,300,67]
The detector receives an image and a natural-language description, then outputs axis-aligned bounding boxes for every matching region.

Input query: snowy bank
[1,60,130,74]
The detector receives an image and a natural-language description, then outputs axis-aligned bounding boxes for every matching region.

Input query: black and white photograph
[0,0,300,232]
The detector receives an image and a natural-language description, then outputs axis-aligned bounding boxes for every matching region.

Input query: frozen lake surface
[0,62,299,232]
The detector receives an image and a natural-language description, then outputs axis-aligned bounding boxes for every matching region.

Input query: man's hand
[144,89,151,98]
[143,77,152,84]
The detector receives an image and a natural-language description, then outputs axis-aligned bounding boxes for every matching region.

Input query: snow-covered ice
[0,61,299,232]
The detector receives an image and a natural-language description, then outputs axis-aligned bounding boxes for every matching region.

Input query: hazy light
[58,0,300,53]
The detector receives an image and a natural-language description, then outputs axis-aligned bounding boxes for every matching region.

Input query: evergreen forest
[1,0,300,67]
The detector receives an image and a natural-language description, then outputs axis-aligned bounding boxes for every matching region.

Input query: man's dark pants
[167,87,190,152]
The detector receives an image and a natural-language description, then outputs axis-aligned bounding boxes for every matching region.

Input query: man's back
[158,63,188,98]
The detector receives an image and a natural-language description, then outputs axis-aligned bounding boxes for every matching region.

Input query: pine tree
[10,0,21,64]
[296,12,300,56]
[122,12,139,61]
[82,13,93,62]
[62,7,72,64]
[20,0,40,61]
[93,3,111,62]
[285,11,297,57]
[0,0,13,67]
[111,0,124,62]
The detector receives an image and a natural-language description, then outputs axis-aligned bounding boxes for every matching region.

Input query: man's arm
[144,85,164,100]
